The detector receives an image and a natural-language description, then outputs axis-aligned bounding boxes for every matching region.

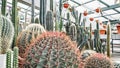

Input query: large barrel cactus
[83,53,113,68]
[17,24,45,57]
[0,14,14,54]
[20,32,80,68]
[46,11,54,31]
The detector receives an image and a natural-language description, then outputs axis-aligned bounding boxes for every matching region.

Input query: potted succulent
[116,24,120,34]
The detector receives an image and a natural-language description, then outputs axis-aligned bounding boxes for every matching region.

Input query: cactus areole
[63,3,69,8]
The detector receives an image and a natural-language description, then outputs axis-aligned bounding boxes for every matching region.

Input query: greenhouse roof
[0,0,120,23]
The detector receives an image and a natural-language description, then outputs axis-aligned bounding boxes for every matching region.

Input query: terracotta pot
[89,17,94,21]
[63,3,69,8]
[116,24,120,34]
[95,7,101,13]
[83,10,88,16]
[100,29,106,34]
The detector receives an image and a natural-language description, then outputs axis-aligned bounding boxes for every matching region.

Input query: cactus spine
[13,47,19,68]
[39,0,47,27]
[83,53,113,68]
[20,32,80,68]
[1,0,7,15]
[0,14,14,54]
[107,23,111,58]
[12,0,18,47]
[6,50,12,68]
[46,11,54,31]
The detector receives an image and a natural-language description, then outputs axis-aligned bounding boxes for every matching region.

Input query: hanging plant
[63,3,69,8]
[95,7,101,13]
[89,17,94,21]
[83,10,88,16]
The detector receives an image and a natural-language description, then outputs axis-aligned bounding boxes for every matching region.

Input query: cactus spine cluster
[46,11,54,31]
[0,14,14,54]
[17,24,45,57]
[39,0,47,27]
[83,53,113,68]
[6,47,19,68]
[1,0,7,15]
[20,32,80,68]
[107,23,111,58]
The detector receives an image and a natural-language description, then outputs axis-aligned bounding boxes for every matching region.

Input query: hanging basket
[95,7,101,13]
[63,3,69,8]
[83,10,88,16]
[89,17,94,21]
[116,24,120,34]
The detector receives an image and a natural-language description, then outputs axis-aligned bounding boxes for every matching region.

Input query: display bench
[111,34,120,53]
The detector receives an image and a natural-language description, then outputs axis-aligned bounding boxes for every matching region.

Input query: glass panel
[111,14,120,20]
[102,10,117,15]
[95,17,108,21]
[115,7,120,11]
[101,0,115,5]
[105,16,115,20]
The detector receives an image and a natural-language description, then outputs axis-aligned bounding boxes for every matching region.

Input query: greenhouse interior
[0,0,120,68]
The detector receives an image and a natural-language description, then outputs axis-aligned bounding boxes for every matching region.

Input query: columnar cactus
[20,32,80,68]
[69,23,77,41]
[17,24,45,57]
[39,0,47,27]
[6,50,12,68]
[107,23,111,58]
[83,53,113,68]
[13,47,19,68]
[90,23,93,49]
[46,11,54,31]
[0,14,14,54]
[1,0,7,15]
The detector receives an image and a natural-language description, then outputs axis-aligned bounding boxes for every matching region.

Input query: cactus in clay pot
[19,32,80,68]
[17,24,46,57]
[45,11,54,31]
[83,53,113,68]
[0,14,14,54]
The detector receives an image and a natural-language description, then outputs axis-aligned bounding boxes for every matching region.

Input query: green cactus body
[1,0,7,15]
[69,23,77,41]
[20,32,80,68]
[46,11,54,31]
[39,0,47,27]
[34,18,40,24]
[13,47,19,68]
[90,23,93,50]
[50,0,53,11]
[0,14,14,54]
[6,50,12,68]
[83,53,113,68]
[107,24,111,58]
[17,24,45,57]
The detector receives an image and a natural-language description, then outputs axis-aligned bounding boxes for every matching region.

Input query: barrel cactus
[17,24,45,57]
[46,11,54,31]
[0,14,14,54]
[19,32,80,68]
[83,53,113,68]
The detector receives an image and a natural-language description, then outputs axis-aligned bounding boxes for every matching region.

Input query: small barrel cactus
[0,14,14,54]
[17,24,45,57]
[20,32,80,68]
[45,11,54,31]
[83,53,113,68]
[69,23,77,41]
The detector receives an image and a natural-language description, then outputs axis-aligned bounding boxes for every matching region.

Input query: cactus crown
[83,53,113,68]
[0,14,14,54]
[20,32,80,68]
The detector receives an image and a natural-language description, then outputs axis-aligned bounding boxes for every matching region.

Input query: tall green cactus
[107,23,111,58]
[1,0,7,15]
[34,17,39,24]
[65,13,71,35]
[13,47,19,68]
[50,0,53,11]
[12,0,18,47]
[46,11,54,31]
[90,23,93,50]
[39,0,47,27]
[0,14,14,54]
[31,0,35,23]
[6,50,12,68]
[59,0,63,31]
[69,23,77,41]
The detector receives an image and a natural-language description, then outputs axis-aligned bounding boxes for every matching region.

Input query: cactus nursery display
[17,24,46,57]
[0,14,14,54]
[19,32,81,68]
